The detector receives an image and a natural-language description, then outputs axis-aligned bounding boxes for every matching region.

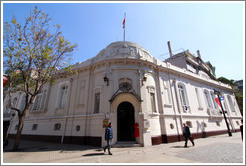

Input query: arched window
[227,95,236,112]
[195,88,203,109]
[18,93,26,112]
[56,82,69,109]
[94,93,100,113]
[15,124,19,130]
[32,89,47,111]
[210,91,218,109]
[177,83,189,106]
[204,90,213,108]
[13,97,18,109]
[118,78,133,91]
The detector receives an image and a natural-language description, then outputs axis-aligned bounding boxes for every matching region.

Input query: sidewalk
[2,132,244,164]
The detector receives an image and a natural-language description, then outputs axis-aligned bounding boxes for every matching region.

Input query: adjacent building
[3,41,242,147]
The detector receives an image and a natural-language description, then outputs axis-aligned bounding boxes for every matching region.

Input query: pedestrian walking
[104,122,113,155]
[240,119,243,141]
[182,123,195,147]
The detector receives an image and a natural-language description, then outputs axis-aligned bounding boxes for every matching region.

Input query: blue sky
[2,2,244,80]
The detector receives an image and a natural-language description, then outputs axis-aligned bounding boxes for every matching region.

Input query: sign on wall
[144,120,150,128]
[103,119,109,128]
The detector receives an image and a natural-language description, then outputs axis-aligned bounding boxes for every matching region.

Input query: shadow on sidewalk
[82,153,105,157]
[3,139,100,153]
[171,146,188,148]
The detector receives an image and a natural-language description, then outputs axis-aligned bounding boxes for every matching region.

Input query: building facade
[3,41,242,147]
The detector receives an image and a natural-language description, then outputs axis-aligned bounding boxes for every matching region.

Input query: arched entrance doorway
[117,102,135,142]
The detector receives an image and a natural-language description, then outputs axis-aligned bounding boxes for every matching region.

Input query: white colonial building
[3,41,242,147]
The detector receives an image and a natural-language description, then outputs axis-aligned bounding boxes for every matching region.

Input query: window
[150,93,156,112]
[78,80,85,105]
[40,90,47,110]
[210,92,218,109]
[163,80,171,105]
[54,123,61,131]
[4,100,11,114]
[227,95,236,112]
[204,90,213,108]
[216,121,220,126]
[33,94,41,110]
[94,93,100,113]
[13,97,18,109]
[187,61,197,73]
[178,84,189,106]
[32,124,38,130]
[119,82,132,91]
[57,85,68,108]
[33,90,47,111]
[15,124,19,130]
[195,88,202,108]
[19,94,26,112]
[76,125,80,132]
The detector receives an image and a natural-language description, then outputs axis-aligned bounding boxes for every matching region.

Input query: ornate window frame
[56,81,70,109]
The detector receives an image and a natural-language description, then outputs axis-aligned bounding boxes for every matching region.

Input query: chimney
[197,50,201,59]
[167,41,173,58]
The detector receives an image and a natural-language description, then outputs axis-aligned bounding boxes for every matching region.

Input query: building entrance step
[112,141,142,148]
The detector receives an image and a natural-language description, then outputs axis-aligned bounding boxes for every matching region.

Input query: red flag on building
[215,97,222,108]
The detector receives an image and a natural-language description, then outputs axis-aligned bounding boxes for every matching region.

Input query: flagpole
[123,13,126,42]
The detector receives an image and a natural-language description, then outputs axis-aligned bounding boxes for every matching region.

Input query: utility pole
[214,89,232,136]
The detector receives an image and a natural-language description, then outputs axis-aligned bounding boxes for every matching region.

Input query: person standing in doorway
[183,123,195,147]
[104,122,113,155]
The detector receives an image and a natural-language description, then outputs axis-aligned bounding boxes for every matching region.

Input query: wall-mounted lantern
[141,76,147,86]
[104,75,109,86]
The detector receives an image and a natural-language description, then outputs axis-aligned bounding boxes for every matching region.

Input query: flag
[123,17,125,29]
[215,97,222,108]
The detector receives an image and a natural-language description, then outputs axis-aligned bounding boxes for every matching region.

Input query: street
[2,132,244,164]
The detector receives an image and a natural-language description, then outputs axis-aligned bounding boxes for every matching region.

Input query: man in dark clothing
[183,123,195,147]
[104,123,113,155]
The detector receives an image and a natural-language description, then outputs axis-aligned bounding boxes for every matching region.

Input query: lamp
[141,76,147,86]
[143,76,147,82]
[104,75,109,86]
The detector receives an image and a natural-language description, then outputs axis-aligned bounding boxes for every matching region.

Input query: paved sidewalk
[2,132,244,164]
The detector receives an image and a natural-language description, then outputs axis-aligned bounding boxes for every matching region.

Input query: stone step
[112,142,142,148]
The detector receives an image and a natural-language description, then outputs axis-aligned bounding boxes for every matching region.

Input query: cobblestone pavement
[176,142,243,163]
[2,132,244,164]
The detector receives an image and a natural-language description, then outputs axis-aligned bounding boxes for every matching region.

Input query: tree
[217,77,235,87]
[3,6,77,150]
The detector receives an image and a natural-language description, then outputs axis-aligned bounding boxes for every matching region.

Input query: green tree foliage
[3,6,77,150]
[217,77,235,87]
